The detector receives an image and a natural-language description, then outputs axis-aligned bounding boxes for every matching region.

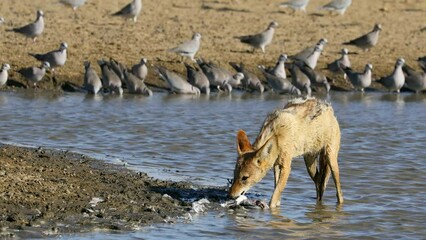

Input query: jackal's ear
[237,130,252,155]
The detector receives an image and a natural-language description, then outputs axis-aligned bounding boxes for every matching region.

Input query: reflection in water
[0,91,425,239]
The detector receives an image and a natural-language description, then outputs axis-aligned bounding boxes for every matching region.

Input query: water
[0,90,425,239]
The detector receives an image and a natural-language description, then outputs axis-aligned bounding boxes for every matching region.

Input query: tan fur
[229,97,343,208]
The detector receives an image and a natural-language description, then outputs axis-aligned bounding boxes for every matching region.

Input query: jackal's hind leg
[326,145,344,204]
[303,153,320,198]
[318,149,331,202]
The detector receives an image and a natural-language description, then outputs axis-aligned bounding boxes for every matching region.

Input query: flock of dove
[0,0,426,96]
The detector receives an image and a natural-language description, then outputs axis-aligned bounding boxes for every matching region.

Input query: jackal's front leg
[270,157,292,208]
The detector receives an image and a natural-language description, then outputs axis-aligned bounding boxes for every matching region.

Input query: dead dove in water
[235,21,278,53]
[7,10,44,42]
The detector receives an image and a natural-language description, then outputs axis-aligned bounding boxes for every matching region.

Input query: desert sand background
[0,0,425,90]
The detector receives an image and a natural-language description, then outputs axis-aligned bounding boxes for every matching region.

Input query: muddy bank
[0,144,227,238]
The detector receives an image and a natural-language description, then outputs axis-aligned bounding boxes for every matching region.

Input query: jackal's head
[229,130,276,199]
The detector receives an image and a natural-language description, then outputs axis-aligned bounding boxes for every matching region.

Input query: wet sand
[0,144,226,238]
[0,0,425,91]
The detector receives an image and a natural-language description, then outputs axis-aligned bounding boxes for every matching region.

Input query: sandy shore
[0,0,425,92]
[0,145,226,238]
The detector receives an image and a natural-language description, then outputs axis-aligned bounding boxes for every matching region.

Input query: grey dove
[377,58,405,93]
[343,24,382,51]
[83,61,102,94]
[295,61,330,93]
[303,45,323,69]
[279,0,310,13]
[156,66,200,95]
[291,38,327,63]
[402,64,426,94]
[109,58,126,82]
[417,56,426,72]
[8,10,44,42]
[319,0,352,15]
[258,66,301,95]
[342,63,373,92]
[29,42,68,72]
[0,64,11,87]
[17,61,50,86]
[197,59,233,92]
[168,33,201,62]
[228,73,244,89]
[288,63,312,96]
[265,54,288,79]
[327,48,351,79]
[185,63,210,94]
[60,0,86,11]
[229,62,264,93]
[112,0,142,22]
[123,69,152,96]
[131,57,148,81]
[98,60,123,95]
[235,21,278,53]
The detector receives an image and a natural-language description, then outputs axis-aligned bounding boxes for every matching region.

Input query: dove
[417,56,426,72]
[98,59,123,95]
[319,0,352,15]
[258,66,301,95]
[265,54,288,79]
[156,66,200,95]
[229,62,264,93]
[7,10,44,42]
[279,0,310,13]
[29,42,68,72]
[0,64,11,87]
[377,58,405,93]
[197,59,233,92]
[83,61,102,94]
[288,63,312,96]
[108,58,126,83]
[342,63,373,92]
[123,69,152,96]
[168,33,201,62]
[59,0,86,11]
[185,63,210,94]
[303,45,323,70]
[112,0,143,22]
[343,24,382,51]
[291,38,327,63]
[235,21,278,53]
[402,64,426,94]
[228,72,244,89]
[295,61,331,93]
[131,57,148,81]
[17,61,50,86]
[327,48,351,79]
